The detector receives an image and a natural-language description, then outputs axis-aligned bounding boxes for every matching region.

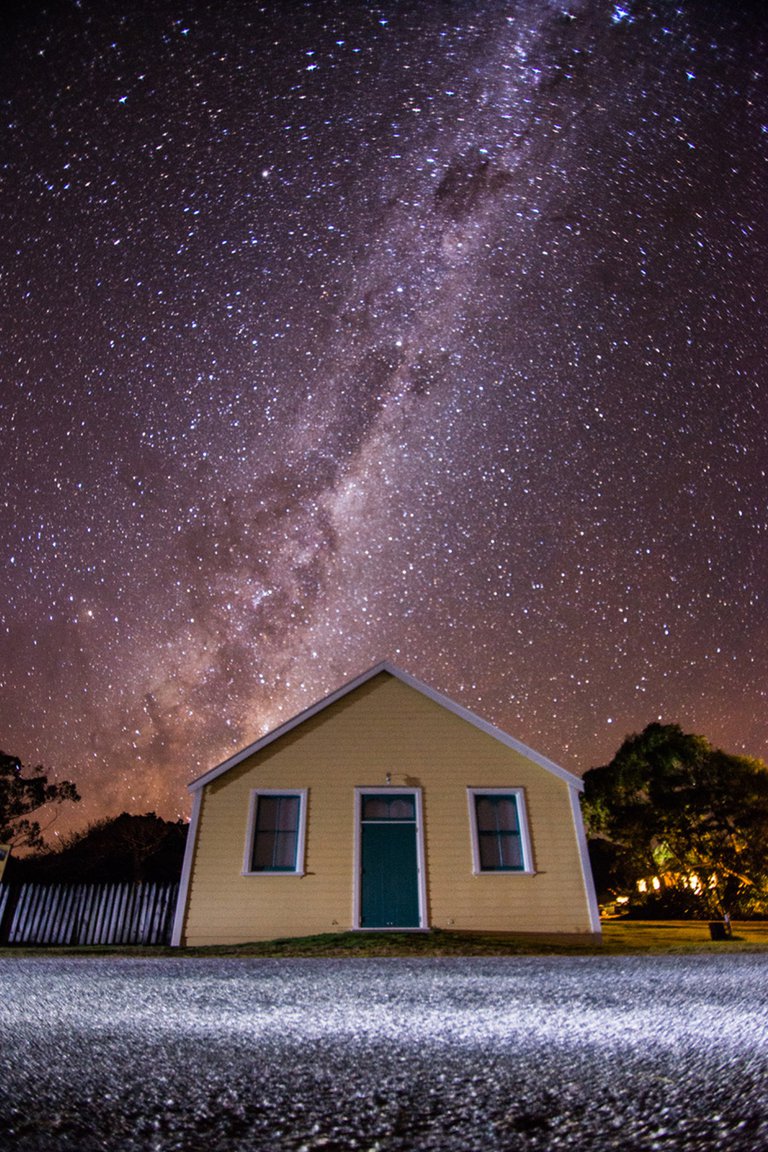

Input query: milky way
[2,0,767,836]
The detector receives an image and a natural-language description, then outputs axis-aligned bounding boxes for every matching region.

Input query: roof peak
[188,660,582,792]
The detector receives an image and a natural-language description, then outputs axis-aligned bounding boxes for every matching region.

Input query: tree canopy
[11,811,188,884]
[581,723,768,917]
[0,752,80,851]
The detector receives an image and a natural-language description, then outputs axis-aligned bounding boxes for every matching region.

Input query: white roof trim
[187,660,583,792]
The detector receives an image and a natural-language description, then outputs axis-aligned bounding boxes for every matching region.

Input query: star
[1,0,766,835]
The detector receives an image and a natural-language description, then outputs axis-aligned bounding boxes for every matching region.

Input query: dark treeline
[6,812,188,885]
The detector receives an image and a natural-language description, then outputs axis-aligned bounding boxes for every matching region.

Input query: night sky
[2,0,767,839]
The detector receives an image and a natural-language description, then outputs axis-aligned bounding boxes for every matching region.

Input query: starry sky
[2,0,767,838]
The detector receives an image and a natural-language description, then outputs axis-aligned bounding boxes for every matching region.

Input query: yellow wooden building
[172,663,600,946]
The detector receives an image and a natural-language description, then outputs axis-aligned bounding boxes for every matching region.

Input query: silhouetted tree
[582,723,768,917]
[14,812,188,884]
[0,752,80,851]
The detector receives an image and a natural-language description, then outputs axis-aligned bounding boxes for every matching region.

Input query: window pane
[362,797,390,820]
[498,834,524,869]
[252,830,279,870]
[478,834,500,871]
[389,797,415,820]
[251,795,300,871]
[475,796,498,832]
[362,795,415,821]
[272,831,298,868]
[255,795,299,833]
[274,796,300,832]
[475,794,519,832]
[474,794,524,871]
[255,795,279,832]
[495,797,520,834]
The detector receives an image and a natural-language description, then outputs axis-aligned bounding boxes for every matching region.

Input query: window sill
[471,868,536,876]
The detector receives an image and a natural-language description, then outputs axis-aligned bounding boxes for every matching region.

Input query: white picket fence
[0,881,179,946]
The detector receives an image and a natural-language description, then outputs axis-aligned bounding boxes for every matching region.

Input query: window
[244,790,307,875]
[361,794,416,821]
[468,788,533,874]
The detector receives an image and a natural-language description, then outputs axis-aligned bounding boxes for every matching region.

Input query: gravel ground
[1,954,767,1151]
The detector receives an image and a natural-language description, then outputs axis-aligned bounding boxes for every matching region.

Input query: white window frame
[467,787,535,875]
[352,786,428,930]
[243,788,308,876]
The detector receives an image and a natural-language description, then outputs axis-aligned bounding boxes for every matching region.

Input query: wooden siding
[182,673,594,945]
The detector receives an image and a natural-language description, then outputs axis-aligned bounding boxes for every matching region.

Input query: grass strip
[2,921,768,959]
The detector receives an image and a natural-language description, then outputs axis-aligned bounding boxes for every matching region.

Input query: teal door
[360,794,420,928]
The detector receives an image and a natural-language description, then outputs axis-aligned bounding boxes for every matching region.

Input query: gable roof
[188,660,583,792]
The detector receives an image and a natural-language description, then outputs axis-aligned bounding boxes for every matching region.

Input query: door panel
[360,822,420,928]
